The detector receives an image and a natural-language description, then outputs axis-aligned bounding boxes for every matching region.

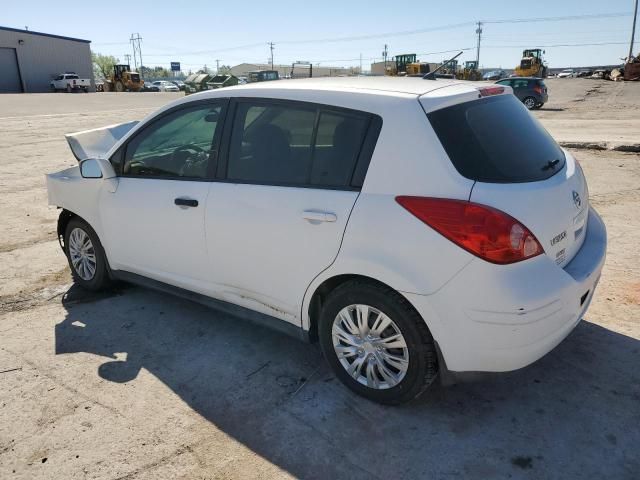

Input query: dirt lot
[1,83,639,479]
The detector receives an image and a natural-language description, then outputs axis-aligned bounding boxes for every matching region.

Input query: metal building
[0,26,93,93]
[230,63,352,79]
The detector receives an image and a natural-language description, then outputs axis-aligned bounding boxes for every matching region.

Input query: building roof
[0,25,91,43]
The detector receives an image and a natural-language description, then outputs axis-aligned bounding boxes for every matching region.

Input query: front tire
[319,280,438,405]
[64,218,110,291]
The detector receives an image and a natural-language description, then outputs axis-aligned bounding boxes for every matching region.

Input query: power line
[483,41,629,48]
[483,12,632,24]
[116,11,634,60]
[143,42,265,57]
[276,22,474,45]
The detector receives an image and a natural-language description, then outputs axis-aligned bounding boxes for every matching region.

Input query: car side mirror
[80,158,103,178]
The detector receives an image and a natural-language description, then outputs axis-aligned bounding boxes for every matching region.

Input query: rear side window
[427,95,565,183]
[226,101,370,188]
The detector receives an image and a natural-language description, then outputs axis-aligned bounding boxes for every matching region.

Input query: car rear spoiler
[65,121,139,161]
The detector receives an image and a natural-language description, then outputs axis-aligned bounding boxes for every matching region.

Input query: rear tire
[523,96,536,110]
[64,218,110,292]
[115,81,125,92]
[318,280,438,405]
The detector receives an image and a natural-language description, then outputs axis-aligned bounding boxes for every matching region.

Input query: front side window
[123,103,223,179]
[226,101,369,188]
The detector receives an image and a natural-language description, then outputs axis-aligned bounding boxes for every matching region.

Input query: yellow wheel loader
[515,49,548,78]
[459,61,482,80]
[103,64,144,92]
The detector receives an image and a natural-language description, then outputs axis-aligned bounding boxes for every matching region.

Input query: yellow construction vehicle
[386,54,430,76]
[459,61,482,80]
[103,64,144,92]
[515,49,548,78]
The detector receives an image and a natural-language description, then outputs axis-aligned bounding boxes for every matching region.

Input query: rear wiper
[541,159,561,171]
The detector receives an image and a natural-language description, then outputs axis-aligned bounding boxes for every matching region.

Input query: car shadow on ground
[55,284,640,479]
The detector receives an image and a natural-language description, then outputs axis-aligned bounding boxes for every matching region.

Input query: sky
[3,1,639,71]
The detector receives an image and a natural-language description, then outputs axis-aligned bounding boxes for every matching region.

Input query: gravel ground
[0,85,638,479]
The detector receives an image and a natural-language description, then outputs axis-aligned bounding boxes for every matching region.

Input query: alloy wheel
[68,227,97,281]
[332,304,409,389]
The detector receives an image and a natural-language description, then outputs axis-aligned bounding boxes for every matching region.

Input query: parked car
[577,70,593,78]
[557,69,577,78]
[151,80,180,92]
[590,69,610,80]
[482,70,506,80]
[47,77,606,404]
[142,84,160,92]
[171,80,186,91]
[50,73,91,93]
[496,77,548,109]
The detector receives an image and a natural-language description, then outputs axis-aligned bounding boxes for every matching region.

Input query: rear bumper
[405,206,606,373]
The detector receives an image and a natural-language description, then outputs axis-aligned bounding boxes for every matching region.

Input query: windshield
[427,95,565,183]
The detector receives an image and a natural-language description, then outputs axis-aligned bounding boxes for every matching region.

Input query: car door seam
[299,190,362,329]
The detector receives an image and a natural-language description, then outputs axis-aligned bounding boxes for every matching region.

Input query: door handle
[303,210,337,223]
[175,198,198,208]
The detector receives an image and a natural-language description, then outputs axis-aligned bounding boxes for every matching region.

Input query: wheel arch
[304,273,433,345]
[57,208,78,252]
[57,209,114,278]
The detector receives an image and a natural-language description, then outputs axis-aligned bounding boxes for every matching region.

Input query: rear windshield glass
[427,95,565,183]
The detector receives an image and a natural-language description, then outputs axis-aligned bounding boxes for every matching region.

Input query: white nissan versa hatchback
[47,77,606,404]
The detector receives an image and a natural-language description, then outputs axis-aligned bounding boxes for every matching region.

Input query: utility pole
[216,59,220,73]
[475,22,483,66]
[383,44,388,71]
[124,54,131,66]
[630,0,638,60]
[359,53,362,74]
[130,33,143,75]
[268,42,275,70]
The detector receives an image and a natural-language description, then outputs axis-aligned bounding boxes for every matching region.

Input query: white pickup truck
[50,73,91,92]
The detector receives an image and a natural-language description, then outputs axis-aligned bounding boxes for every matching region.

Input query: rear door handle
[303,210,337,223]
[175,198,198,208]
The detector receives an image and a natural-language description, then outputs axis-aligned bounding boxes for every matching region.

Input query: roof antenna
[423,51,463,80]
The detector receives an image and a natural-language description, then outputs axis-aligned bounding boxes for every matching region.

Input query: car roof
[195,76,482,97]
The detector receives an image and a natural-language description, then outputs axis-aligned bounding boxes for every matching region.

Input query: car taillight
[395,197,543,264]
[478,86,504,97]
[533,85,542,94]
